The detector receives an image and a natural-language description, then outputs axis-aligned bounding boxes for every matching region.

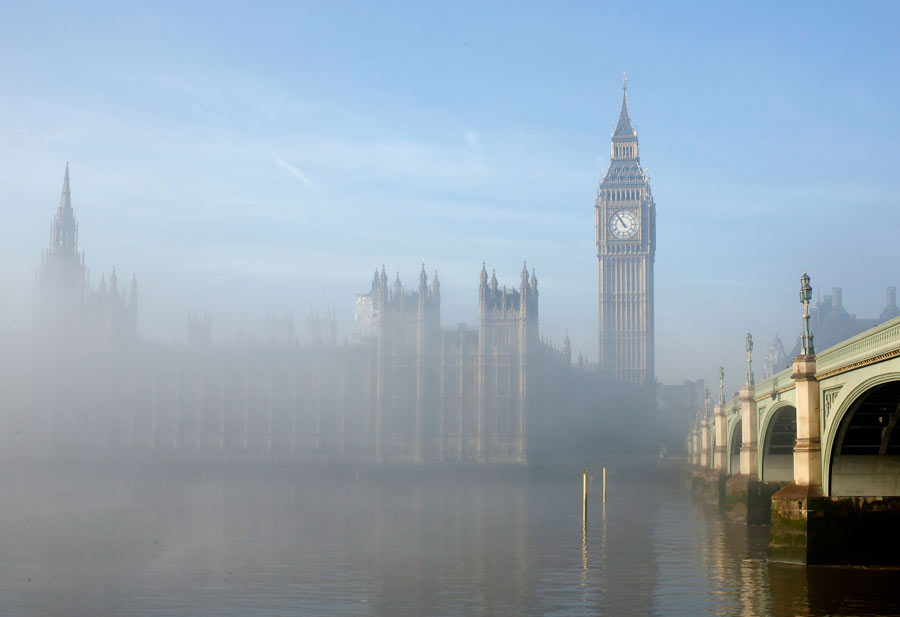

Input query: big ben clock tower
[596,75,656,384]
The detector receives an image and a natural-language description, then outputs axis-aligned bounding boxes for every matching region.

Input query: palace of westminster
[6,82,893,462]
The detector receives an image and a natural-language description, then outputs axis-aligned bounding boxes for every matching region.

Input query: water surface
[0,457,897,616]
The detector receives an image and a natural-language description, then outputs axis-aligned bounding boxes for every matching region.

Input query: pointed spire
[61,158,72,212]
[479,262,488,305]
[432,269,440,294]
[520,260,529,288]
[50,159,79,256]
[530,267,538,293]
[614,72,636,138]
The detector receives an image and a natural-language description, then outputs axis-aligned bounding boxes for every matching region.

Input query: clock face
[608,209,638,239]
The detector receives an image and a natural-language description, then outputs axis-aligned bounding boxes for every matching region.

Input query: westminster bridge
[687,279,900,565]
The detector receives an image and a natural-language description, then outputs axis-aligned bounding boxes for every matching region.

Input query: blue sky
[2,1,900,390]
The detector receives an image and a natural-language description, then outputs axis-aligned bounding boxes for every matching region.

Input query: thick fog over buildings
[1,162,660,461]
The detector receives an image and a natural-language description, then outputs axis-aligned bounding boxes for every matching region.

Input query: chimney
[832,287,843,310]
[888,287,897,309]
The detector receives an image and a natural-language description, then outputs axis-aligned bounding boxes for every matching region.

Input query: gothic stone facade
[15,163,568,462]
[16,264,552,463]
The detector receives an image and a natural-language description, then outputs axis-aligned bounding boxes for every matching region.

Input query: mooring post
[602,467,607,504]
[583,467,588,524]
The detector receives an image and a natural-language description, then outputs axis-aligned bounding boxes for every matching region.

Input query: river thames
[1,457,897,616]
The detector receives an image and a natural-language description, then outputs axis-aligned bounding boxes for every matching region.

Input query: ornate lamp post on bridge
[739,331,759,481]
[719,366,725,405]
[791,271,821,486]
[746,333,754,386]
[800,271,814,356]
[713,366,728,469]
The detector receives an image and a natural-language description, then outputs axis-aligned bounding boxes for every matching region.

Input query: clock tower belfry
[595,75,656,384]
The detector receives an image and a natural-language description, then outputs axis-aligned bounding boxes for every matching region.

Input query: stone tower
[477,262,538,462]
[371,265,441,462]
[595,76,656,383]
[35,160,86,342]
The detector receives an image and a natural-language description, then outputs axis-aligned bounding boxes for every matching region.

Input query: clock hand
[615,213,626,229]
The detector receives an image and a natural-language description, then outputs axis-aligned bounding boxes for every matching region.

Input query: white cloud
[275,157,313,185]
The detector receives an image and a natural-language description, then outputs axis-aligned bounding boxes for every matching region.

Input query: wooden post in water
[602,467,607,505]
[582,467,588,524]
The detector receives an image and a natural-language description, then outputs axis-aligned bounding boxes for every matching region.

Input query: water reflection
[0,459,897,616]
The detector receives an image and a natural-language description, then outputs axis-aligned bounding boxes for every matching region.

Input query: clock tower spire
[595,77,656,384]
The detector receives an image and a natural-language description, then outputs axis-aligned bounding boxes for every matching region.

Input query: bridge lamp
[718,366,725,405]
[799,272,815,355]
[745,332,754,386]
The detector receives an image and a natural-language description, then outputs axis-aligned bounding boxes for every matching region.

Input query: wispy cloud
[454,126,482,148]
[275,158,313,185]
[464,129,481,147]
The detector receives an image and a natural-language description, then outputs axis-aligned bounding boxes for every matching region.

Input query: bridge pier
[690,465,725,505]
[770,354,825,563]
[691,426,700,465]
[712,403,727,470]
[724,384,783,523]
[699,416,710,468]
[688,398,725,504]
[738,384,758,478]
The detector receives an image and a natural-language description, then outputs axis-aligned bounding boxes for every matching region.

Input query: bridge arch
[727,418,742,476]
[825,374,900,496]
[759,401,796,482]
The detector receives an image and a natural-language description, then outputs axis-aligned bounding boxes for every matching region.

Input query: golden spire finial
[622,71,628,91]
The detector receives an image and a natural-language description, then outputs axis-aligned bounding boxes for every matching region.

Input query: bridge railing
[815,315,900,379]
[751,366,793,405]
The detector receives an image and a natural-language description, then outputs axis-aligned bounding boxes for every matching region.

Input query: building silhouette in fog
[14,162,653,462]
[351,262,537,461]
[786,286,900,357]
[35,161,137,349]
